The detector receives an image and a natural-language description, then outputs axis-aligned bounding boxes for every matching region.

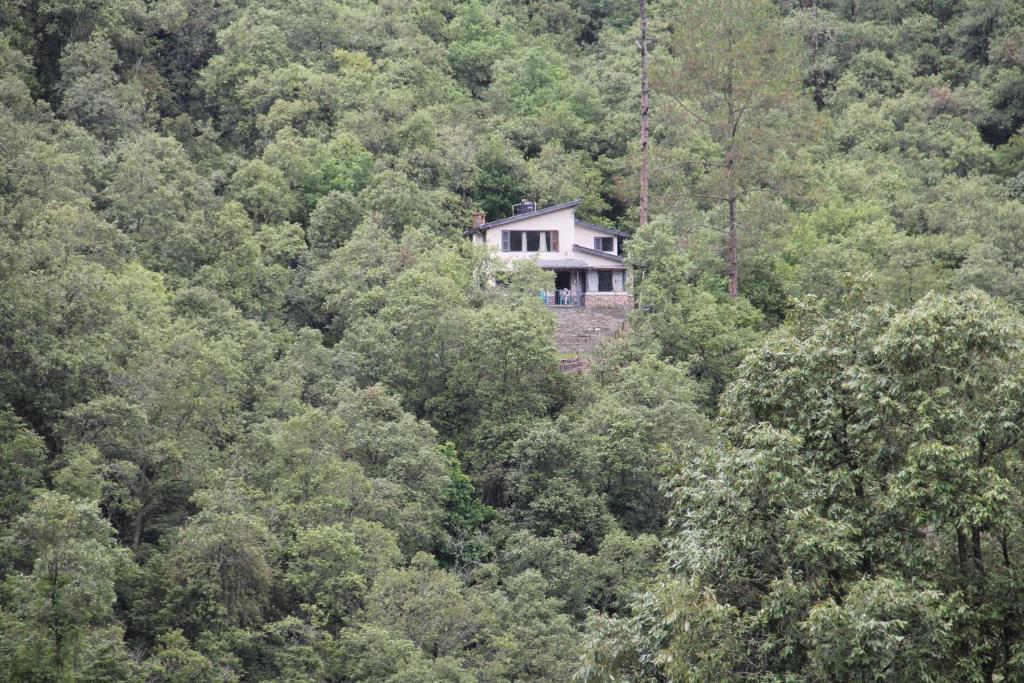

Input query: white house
[464,199,633,309]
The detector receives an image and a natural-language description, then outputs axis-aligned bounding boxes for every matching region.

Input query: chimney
[513,199,537,215]
[472,211,486,229]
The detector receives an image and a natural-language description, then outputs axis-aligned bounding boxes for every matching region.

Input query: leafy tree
[58,395,189,553]
[230,159,298,224]
[484,570,578,681]
[57,36,145,141]
[488,45,602,154]
[446,1,510,94]
[142,629,237,683]
[306,190,363,252]
[657,0,808,297]
[1,492,134,680]
[628,217,763,404]
[0,408,47,522]
[157,485,276,636]
[104,131,213,274]
[327,623,471,682]
[261,128,373,220]
[438,442,494,566]
[283,522,401,623]
[366,553,498,665]
[525,141,609,218]
[1,0,142,95]
[356,169,453,236]
[470,134,528,222]
[585,290,1024,680]
[5,0,1024,677]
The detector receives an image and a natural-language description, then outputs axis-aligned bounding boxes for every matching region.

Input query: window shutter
[501,230,510,251]
[594,237,601,250]
[550,231,559,251]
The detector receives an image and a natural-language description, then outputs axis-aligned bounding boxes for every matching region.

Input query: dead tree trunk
[727,196,738,297]
[638,0,650,228]
[725,67,739,298]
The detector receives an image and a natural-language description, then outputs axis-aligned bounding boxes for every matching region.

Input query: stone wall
[583,292,634,309]
[552,306,629,354]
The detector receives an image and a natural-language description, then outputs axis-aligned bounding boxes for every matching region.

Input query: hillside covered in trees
[2,0,1024,680]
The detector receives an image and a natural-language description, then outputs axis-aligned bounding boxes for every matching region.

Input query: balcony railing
[540,290,579,306]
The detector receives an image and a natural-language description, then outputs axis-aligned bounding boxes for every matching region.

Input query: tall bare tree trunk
[638,0,650,228]
[725,69,739,298]
[132,506,145,553]
[727,198,738,297]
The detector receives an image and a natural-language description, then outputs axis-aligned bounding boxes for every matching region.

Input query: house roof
[536,259,591,269]
[573,244,626,263]
[463,199,583,236]
[574,220,629,238]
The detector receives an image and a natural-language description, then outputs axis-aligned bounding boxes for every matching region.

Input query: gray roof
[574,220,629,238]
[537,258,590,269]
[573,244,626,263]
[463,199,583,236]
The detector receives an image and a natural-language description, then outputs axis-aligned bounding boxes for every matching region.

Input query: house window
[502,230,558,252]
[594,236,614,252]
[597,271,613,292]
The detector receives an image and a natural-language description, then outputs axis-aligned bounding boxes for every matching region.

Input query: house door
[553,270,573,305]
[576,269,586,307]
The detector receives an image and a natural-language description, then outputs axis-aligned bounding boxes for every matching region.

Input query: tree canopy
[2,0,1024,679]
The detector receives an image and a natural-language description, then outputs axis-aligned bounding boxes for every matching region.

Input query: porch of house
[540,268,633,309]
[540,268,585,307]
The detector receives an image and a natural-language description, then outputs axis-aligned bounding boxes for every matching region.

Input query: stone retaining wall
[584,292,634,309]
[552,306,629,354]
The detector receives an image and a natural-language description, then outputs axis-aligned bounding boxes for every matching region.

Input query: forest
[1,0,1024,680]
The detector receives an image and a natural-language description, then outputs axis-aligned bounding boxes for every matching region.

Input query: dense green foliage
[1,0,1023,680]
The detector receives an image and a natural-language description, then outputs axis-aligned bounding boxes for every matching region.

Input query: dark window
[594,236,613,252]
[597,271,613,292]
[502,230,556,252]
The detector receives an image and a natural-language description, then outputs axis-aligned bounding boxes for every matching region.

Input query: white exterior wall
[573,251,624,268]
[475,207,626,271]
[573,224,619,256]
[478,209,575,260]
